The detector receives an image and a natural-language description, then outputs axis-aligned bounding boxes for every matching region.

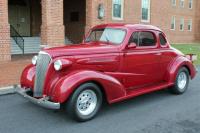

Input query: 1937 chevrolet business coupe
[17,24,197,122]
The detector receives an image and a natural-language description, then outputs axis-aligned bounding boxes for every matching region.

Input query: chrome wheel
[177,72,187,90]
[169,67,189,95]
[76,90,97,116]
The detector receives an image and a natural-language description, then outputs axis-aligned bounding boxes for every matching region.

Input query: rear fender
[51,70,126,103]
[165,56,196,83]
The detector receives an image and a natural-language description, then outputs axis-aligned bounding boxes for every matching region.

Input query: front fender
[50,70,126,103]
[20,64,35,88]
[165,56,197,83]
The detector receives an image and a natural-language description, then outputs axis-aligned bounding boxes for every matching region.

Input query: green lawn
[172,44,200,65]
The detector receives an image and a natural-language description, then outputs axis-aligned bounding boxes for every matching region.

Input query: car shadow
[99,89,173,114]
[21,89,173,121]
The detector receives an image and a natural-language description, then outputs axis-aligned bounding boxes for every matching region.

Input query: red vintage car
[17,23,197,122]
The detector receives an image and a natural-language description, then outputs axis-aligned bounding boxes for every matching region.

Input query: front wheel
[169,67,190,94]
[66,83,103,122]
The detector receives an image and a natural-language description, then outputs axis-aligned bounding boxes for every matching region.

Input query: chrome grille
[34,52,51,97]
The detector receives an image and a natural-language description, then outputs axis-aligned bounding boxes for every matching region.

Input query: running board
[110,82,174,104]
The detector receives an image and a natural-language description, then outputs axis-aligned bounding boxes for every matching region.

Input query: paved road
[0,68,199,133]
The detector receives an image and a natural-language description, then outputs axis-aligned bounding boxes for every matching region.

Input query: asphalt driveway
[0,67,199,133]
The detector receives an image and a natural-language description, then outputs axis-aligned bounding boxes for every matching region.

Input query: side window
[159,33,167,46]
[129,32,139,46]
[139,32,156,47]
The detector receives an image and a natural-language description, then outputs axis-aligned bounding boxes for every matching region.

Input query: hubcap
[76,90,97,116]
[177,72,187,90]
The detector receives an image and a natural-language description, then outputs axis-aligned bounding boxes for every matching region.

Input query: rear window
[159,33,167,46]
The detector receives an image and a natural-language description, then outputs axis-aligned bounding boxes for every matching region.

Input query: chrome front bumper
[16,88,60,110]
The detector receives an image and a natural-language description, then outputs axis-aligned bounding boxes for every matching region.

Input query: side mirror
[127,42,137,49]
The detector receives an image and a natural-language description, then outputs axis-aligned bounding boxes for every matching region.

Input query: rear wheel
[169,67,190,94]
[66,83,102,122]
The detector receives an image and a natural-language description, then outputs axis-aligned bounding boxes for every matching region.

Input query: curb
[0,85,19,96]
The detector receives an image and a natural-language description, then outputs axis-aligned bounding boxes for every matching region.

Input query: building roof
[94,23,162,31]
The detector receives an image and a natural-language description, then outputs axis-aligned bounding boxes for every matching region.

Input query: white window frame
[171,16,176,30]
[188,19,192,31]
[180,0,184,8]
[141,0,151,23]
[180,18,184,31]
[189,0,193,9]
[112,0,124,20]
[172,0,176,6]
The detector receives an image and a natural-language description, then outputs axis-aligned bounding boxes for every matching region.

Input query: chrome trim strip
[17,88,60,110]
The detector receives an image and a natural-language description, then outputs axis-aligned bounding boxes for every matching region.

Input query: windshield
[86,28,126,44]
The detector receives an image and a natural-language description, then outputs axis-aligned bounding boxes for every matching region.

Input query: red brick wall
[195,0,200,41]
[0,0,11,61]
[40,0,65,47]
[85,0,95,33]
[166,0,199,43]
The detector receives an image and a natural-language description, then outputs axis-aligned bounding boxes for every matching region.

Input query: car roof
[93,23,162,32]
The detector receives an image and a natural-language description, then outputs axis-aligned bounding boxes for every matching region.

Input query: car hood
[43,42,119,58]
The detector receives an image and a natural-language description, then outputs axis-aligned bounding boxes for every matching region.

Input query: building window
[171,16,176,30]
[141,0,151,22]
[189,0,193,9]
[188,19,192,31]
[180,18,184,31]
[112,0,124,20]
[180,0,184,8]
[172,0,176,6]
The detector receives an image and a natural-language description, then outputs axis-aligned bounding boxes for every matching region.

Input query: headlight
[32,56,38,65]
[54,60,62,71]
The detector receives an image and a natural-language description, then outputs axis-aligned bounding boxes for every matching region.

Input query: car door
[121,30,163,89]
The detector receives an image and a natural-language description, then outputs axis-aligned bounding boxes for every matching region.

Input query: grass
[172,43,200,65]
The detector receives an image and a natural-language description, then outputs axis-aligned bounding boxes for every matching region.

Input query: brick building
[0,0,200,62]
